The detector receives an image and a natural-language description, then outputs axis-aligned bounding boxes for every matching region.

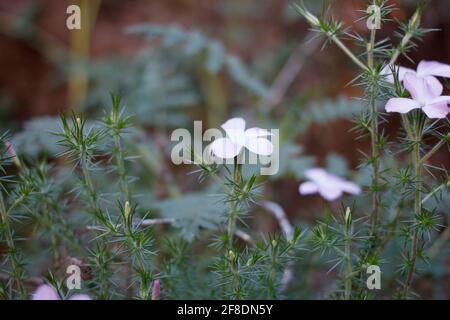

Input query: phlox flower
[385,72,450,119]
[382,60,450,97]
[299,168,361,201]
[32,284,91,300]
[209,117,273,159]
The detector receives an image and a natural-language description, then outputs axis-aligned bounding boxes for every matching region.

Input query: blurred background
[0,0,449,298]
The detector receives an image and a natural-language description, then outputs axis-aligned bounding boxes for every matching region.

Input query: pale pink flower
[151,279,160,300]
[382,60,450,96]
[299,168,361,201]
[385,72,450,119]
[209,117,273,159]
[32,284,91,300]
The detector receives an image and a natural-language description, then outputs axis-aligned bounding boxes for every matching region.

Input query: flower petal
[417,60,450,78]
[304,168,328,184]
[404,72,436,102]
[69,294,91,300]
[385,98,420,114]
[244,127,273,138]
[339,181,362,195]
[210,137,242,159]
[299,181,319,195]
[221,118,246,146]
[381,65,415,83]
[424,76,443,97]
[32,285,60,300]
[318,185,343,201]
[244,137,273,156]
[422,103,450,119]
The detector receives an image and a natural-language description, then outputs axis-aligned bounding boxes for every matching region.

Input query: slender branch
[420,140,445,165]
[261,32,321,111]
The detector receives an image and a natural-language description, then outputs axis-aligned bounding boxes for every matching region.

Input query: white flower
[299,168,361,201]
[382,60,450,97]
[209,117,274,159]
[386,72,450,119]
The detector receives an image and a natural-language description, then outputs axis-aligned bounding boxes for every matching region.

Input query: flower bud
[271,239,277,248]
[344,207,352,225]
[124,201,131,226]
[151,279,160,300]
[228,250,235,261]
[4,142,20,168]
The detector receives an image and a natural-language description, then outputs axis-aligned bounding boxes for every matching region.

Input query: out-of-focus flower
[209,117,273,159]
[385,72,450,119]
[151,279,160,300]
[299,168,361,201]
[31,284,91,300]
[383,60,450,96]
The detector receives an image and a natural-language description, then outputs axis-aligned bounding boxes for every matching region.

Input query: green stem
[344,221,352,300]
[403,123,422,298]
[367,23,380,241]
[227,157,241,248]
[113,131,129,203]
[0,191,26,299]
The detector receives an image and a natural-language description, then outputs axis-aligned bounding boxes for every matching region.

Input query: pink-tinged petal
[69,294,91,300]
[385,98,420,114]
[221,118,246,146]
[304,168,328,184]
[339,181,362,195]
[404,72,435,102]
[210,137,242,159]
[244,127,273,138]
[424,76,443,97]
[318,185,343,202]
[381,65,415,83]
[151,280,160,300]
[429,95,450,105]
[417,60,450,78]
[244,137,273,156]
[299,181,319,195]
[422,103,450,119]
[32,285,59,300]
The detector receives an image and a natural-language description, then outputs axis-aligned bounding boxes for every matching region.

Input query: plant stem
[0,191,26,299]
[367,23,380,240]
[227,156,241,248]
[344,219,352,300]
[113,132,129,203]
[403,122,422,298]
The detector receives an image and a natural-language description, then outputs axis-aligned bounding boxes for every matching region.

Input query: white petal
[404,72,436,102]
[381,65,415,83]
[417,60,450,78]
[32,285,59,300]
[299,181,319,195]
[318,186,343,201]
[244,137,273,156]
[385,98,420,114]
[221,117,246,146]
[424,76,443,97]
[209,137,242,159]
[339,181,362,195]
[244,127,273,138]
[304,168,329,184]
[422,103,450,119]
